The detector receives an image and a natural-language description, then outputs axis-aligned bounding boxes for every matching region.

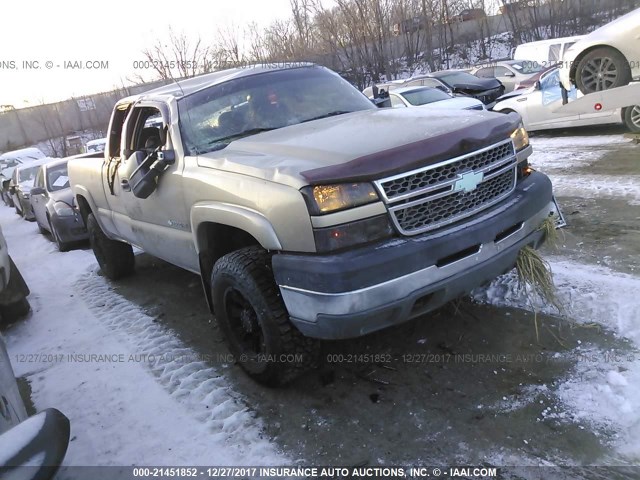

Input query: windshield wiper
[301,111,353,123]
[200,127,277,152]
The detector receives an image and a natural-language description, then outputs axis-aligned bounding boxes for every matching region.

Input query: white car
[85,138,107,153]
[493,68,640,132]
[375,86,485,111]
[559,8,640,94]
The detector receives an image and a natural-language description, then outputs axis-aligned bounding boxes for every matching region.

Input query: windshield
[400,88,452,106]
[510,61,544,75]
[437,71,484,84]
[18,165,39,183]
[46,163,70,192]
[178,66,376,154]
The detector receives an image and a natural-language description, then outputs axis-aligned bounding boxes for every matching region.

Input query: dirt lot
[85,126,639,472]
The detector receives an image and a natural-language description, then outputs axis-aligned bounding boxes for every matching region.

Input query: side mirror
[30,187,46,196]
[128,150,175,199]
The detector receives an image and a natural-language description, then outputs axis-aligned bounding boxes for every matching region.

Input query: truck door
[116,103,198,272]
[102,102,138,243]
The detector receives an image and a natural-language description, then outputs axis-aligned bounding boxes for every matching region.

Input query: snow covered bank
[0,206,285,467]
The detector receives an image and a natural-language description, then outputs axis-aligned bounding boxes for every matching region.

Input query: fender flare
[190,202,282,253]
[72,186,118,240]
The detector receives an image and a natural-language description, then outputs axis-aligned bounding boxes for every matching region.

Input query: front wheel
[211,246,319,386]
[49,218,70,252]
[575,47,631,94]
[623,106,640,133]
[87,213,134,280]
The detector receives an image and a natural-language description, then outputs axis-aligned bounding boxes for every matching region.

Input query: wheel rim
[581,57,619,92]
[223,287,265,357]
[630,106,640,128]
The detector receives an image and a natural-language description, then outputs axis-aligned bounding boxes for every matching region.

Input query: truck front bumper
[272,172,554,340]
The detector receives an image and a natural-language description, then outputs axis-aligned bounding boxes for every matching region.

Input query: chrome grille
[375,139,517,235]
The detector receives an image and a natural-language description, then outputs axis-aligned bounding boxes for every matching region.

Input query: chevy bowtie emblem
[454,171,483,193]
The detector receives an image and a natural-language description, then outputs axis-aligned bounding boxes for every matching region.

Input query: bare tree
[140,29,215,81]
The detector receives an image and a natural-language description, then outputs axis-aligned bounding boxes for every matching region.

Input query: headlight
[53,202,74,216]
[301,183,379,215]
[510,123,530,151]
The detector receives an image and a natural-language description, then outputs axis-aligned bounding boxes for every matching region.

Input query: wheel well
[76,195,92,223]
[569,45,629,82]
[196,222,261,312]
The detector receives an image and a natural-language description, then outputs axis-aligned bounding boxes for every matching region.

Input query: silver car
[471,60,545,93]
[30,156,91,251]
[9,158,50,220]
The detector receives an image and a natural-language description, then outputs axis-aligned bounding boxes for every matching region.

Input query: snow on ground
[474,260,640,462]
[473,259,640,343]
[0,207,285,468]
[474,131,640,461]
[528,134,640,203]
[529,135,632,170]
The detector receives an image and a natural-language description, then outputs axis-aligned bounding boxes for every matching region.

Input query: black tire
[87,213,134,280]
[623,106,640,133]
[14,203,21,216]
[0,297,30,325]
[575,47,632,95]
[37,221,48,235]
[211,246,319,386]
[49,218,70,252]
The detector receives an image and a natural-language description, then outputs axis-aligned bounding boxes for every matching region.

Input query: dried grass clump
[515,217,566,340]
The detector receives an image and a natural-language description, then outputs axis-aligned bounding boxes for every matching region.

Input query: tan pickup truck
[69,64,558,385]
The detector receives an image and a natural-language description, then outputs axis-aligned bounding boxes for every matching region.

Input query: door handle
[121,179,131,192]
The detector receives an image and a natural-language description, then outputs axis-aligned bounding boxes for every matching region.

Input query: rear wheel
[87,213,135,279]
[575,47,632,94]
[211,246,319,386]
[623,106,640,133]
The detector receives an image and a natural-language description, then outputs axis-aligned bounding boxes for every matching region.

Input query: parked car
[0,148,46,207]
[69,63,558,386]
[30,154,97,251]
[559,7,640,94]
[471,60,545,93]
[0,336,70,479]
[9,158,51,220]
[373,86,485,110]
[403,70,505,107]
[493,68,640,132]
[513,35,585,69]
[0,225,30,325]
[85,138,107,153]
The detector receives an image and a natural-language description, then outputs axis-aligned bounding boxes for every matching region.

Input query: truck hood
[197,108,521,188]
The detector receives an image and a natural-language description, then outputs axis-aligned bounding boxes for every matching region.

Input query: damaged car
[403,70,505,107]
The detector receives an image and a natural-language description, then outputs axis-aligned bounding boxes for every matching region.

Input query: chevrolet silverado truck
[69,64,557,385]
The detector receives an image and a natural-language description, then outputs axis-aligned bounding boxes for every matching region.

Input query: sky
[0,0,297,108]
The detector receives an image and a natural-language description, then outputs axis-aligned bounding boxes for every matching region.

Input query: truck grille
[375,139,517,235]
